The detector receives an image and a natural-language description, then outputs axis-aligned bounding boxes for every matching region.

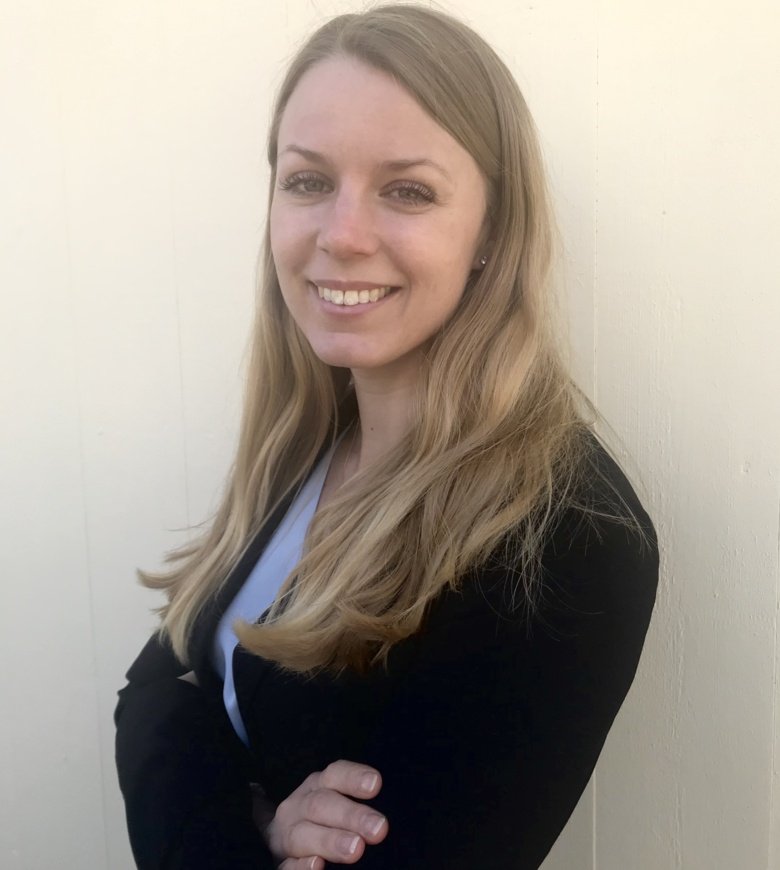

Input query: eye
[278,172,330,196]
[385,181,437,205]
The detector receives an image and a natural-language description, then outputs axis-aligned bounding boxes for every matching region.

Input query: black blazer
[115,436,659,869]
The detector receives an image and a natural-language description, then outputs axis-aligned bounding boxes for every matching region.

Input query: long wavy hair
[142,4,621,674]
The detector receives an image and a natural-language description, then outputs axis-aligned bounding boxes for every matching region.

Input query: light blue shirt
[212,434,343,745]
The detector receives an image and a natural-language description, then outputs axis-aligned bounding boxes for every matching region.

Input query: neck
[343,357,421,477]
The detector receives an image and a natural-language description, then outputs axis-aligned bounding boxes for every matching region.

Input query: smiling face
[270,55,489,381]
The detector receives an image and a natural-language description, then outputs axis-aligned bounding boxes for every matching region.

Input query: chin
[316,353,384,371]
[308,340,385,370]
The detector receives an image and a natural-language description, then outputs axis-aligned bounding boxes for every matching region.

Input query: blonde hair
[143,4,617,674]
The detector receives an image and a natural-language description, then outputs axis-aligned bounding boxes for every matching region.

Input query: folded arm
[330,510,658,869]
[114,632,276,870]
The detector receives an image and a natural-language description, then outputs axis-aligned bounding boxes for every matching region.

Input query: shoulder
[395,433,659,737]
[546,431,659,607]
[572,429,656,539]
[408,432,661,722]
[458,430,659,643]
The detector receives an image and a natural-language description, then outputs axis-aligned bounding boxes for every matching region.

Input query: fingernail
[364,812,386,837]
[339,834,361,855]
[361,773,378,793]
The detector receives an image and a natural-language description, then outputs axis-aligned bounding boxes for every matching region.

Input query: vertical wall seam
[592,772,598,870]
[768,496,780,869]
[162,7,191,531]
[592,3,600,867]
[53,15,111,867]
[592,0,600,412]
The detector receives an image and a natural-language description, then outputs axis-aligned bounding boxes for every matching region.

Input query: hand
[262,760,389,868]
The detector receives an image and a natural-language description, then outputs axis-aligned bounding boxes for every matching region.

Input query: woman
[115,5,659,869]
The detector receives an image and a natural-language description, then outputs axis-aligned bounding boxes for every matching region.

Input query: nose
[317,188,378,259]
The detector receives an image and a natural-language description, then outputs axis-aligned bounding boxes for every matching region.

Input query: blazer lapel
[188,440,332,675]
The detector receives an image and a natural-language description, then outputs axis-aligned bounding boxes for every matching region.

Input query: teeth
[316,285,393,306]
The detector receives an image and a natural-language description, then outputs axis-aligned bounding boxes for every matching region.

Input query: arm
[330,508,658,869]
[114,632,277,869]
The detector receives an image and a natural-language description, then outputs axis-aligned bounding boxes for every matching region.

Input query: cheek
[268,205,284,262]
[405,210,482,273]
[385,219,451,273]
[269,204,307,264]
[444,205,484,250]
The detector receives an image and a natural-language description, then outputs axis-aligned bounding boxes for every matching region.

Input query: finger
[317,760,383,799]
[278,858,323,870]
[302,788,388,844]
[286,821,367,864]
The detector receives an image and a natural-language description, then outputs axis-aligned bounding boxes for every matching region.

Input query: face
[270,55,489,381]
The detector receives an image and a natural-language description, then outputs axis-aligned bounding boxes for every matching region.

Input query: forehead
[276,55,466,167]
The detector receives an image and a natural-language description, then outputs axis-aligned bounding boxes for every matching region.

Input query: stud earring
[479,255,488,266]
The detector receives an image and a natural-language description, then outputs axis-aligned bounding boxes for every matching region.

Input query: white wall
[1,2,778,868]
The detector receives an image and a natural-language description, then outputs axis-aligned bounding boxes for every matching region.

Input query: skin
[258,55,491,865]
[263,761,388,869]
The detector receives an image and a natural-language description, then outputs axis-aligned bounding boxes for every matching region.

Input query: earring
[479,255,488,266]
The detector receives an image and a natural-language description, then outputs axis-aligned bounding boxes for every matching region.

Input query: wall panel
[2,2,778,868]
[0,5,108,866]
[593,3,780,869]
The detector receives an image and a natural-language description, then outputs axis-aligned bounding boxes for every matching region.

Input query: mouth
[308,281,401,309]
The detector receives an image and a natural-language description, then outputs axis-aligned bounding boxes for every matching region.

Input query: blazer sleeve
[114,632,276,870]
[331,505,659,870]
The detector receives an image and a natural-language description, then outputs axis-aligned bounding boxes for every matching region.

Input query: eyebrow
[279,144,453,182]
